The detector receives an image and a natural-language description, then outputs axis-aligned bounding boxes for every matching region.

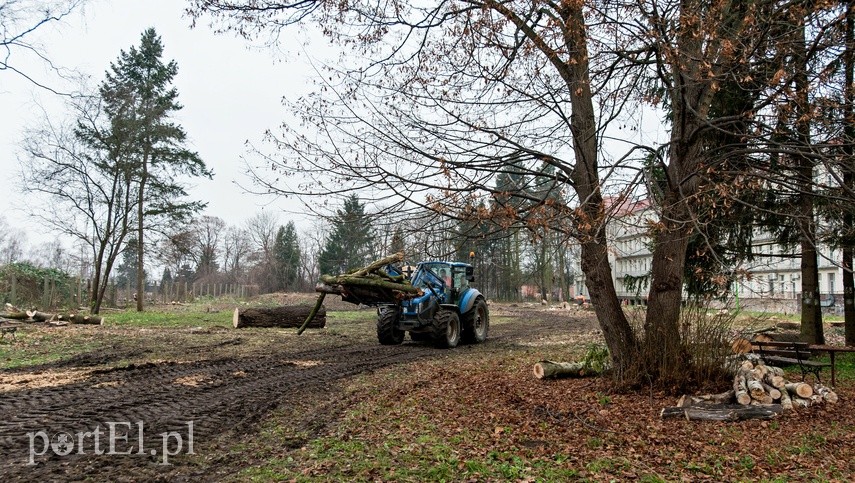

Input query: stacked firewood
[661,357,838,421]
[732,357,837,410]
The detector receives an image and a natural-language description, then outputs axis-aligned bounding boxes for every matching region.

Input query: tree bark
[233,306,326,329]
[791,7,824,344]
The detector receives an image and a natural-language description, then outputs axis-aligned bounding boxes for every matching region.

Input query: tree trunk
[579,238,638,382]
[533,0,635,382]
[233,306,326,329]
[844,1,855,347]
[792,8,824,344]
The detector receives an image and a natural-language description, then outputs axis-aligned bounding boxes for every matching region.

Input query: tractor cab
[409,261,475,306]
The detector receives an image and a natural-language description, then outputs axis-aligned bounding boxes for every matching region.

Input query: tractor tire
[432,309,461,349]
[462,298,489,344]
[409,331,430,342]
[377,307,404,345]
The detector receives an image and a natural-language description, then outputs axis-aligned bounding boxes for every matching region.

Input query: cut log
[677,390,735,407]
[763,372,785,388]
[785,382,813,399]
[26,310,56,322]
[347,252,404,278]
[731,338,752,354]
[760,381,782,400]
[233,306,326,329]
[71,314,104,325]
[1,303,28,320]
[53,314,104,325]
[791,396,811,408]
[733,371,751,405]
[533,361,599,379]
[746,370,766,399]
[318,275,421,294]
[813,384,838,404]
[661,404,782,421]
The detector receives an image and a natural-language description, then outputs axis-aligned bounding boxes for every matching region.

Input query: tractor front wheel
[432,309,461,349]
[377,307,404,345]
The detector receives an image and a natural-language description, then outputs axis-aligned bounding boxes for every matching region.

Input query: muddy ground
[0,301,599,481]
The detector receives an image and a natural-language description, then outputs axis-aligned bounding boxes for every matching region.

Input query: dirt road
[0,305,597,481]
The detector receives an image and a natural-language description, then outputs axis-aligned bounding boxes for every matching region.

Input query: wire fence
[1,272,260,311]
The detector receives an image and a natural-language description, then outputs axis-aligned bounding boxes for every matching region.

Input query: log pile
[0,304,104,325]
[662,358,839,421]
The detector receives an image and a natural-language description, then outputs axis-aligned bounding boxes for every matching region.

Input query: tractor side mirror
[465,266,475,282]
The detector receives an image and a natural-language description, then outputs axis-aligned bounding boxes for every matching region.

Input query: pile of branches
[298,252,420,335]
[315,252,421,306]
[661,357,838,421]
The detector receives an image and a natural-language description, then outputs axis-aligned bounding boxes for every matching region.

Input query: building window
[828,272,836,294]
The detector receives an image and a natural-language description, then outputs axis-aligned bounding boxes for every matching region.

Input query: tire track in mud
[0,310,591,480]
[0,342,442,479]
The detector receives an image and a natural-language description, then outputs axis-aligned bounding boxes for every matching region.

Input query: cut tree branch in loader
[296,293,326,335]
[300,252,420,335]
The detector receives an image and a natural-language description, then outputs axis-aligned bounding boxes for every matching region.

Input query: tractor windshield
[414,262,452,289]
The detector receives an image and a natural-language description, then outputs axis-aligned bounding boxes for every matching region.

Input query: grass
[0,331,104,369]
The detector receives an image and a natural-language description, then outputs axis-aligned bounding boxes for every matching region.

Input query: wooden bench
[752,340,830,383]
[808,344,855,387]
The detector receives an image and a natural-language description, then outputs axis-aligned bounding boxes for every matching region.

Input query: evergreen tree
[274,221,302,290]
[318,195,373,275]
[115,238,139,289]
[389,225,405,256]
[102,28,212,311]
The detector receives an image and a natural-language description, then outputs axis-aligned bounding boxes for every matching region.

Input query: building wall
[567,201,845,304]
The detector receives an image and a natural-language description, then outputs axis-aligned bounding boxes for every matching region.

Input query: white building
[570,197,844,308]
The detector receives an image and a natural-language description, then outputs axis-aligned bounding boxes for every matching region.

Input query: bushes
[0,262,75,309]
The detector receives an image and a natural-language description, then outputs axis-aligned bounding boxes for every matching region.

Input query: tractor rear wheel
[462,298,489,344]
[377,307,404,345]
[432,309,461,348]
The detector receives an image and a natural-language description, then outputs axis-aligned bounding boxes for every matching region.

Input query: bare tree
[1,0,85,93]
[221,225,251,284]
[20,93,136,313]
[245,212,279,292]
[0,215,25,264]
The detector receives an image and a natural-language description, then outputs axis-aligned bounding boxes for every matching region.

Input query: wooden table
[808,344,855,386]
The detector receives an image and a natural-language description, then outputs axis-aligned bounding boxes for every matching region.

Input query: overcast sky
[0,0,319,247]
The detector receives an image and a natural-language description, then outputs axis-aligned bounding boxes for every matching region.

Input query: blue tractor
[377,261,489,348]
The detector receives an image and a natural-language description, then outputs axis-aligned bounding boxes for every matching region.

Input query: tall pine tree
[102,28,212,311]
